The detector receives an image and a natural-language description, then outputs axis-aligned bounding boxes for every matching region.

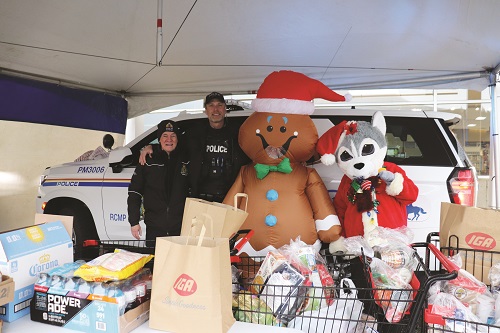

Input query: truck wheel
[58,205,99,246]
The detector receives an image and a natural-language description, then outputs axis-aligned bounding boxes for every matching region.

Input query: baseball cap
[204,92,225,106]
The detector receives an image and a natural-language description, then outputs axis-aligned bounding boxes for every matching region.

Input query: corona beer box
[0,221,73,322]
[440,202,500,284]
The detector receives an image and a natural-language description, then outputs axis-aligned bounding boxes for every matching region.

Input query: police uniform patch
[165,122,174,132]
[181,162,189,176]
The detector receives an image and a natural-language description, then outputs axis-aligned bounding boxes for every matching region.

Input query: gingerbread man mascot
[223,70,351,256]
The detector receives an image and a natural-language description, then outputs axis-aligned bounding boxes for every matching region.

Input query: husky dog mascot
[316,111,419,254]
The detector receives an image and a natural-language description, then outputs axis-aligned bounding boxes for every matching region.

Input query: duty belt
[199,193,225,202]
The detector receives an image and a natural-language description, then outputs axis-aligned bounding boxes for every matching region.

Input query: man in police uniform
[188,92,249,202]
[129,120,190,241]
[139,92,249,203]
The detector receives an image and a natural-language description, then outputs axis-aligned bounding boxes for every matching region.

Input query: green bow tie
[254,158,293,179]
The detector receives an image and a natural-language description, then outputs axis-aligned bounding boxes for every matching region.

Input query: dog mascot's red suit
[316,112,419,253]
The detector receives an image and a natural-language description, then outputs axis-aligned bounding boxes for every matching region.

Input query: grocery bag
[288,278,363,333]
[440,202,500,283]
[181,193,248,238]
[149,221,235,333]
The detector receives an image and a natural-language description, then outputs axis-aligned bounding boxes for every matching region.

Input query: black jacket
[187,119,249,198]
[127,147,189,235]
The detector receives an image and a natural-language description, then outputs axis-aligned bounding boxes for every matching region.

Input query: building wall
[0,120,124,232]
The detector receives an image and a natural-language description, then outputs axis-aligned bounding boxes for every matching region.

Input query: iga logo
[465,232,496,250]
[173,274,197,296]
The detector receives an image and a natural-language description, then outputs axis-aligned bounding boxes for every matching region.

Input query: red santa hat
[316,120,358,165]
[251,70,352,115]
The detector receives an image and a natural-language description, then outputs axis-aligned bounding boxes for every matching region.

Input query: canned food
[376,249,410,269]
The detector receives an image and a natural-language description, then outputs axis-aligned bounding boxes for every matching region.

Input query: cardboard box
[31,288,150,333]
[0,276,14,306]
[440,202,500,284]
[34,213,73,239]
[0,221,73,322]
[30,262,151,333]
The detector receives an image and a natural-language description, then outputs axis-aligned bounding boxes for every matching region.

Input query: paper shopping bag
[149,235,235,333]
[181,193,248,238]
[440,202,500,283]
[288,278,363,333]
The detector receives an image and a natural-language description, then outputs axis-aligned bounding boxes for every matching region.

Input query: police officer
[139,92,249,203]
[188,92,249,202]
[128,120,189,240]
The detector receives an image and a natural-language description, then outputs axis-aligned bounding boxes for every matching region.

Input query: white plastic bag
[288,278,363,333]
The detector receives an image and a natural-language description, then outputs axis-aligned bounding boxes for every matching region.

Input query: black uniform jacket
[187,119,249,197]
[127,147,190,235]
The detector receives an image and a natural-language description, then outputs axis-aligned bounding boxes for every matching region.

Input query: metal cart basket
[232,242,457,333]
[423,233,500,333]
[74,239,156,271]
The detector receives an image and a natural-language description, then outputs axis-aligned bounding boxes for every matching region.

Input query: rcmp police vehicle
[36,101,477,245]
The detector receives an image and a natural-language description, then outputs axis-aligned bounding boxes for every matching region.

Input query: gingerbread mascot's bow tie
[254,158,293,179]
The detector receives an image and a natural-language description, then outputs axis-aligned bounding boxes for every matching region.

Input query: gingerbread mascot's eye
[280,126,286,133]
[361,144,375,156]
[340,151,353,162]
[267,125,273,132]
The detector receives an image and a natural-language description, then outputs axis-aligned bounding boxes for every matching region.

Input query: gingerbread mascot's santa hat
[316,120,357,166]
[251,70,352,115]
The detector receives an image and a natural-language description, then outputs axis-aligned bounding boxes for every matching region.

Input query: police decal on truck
[77,166,105,173]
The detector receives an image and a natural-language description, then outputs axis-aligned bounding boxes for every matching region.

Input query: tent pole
[489,71,499,209]
[156,0,163,66]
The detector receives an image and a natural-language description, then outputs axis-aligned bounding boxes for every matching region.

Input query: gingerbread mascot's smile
[255,128,298,159]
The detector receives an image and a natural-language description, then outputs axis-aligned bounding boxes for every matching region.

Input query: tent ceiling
[1,0,499,118]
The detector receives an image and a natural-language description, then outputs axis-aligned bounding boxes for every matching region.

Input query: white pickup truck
[36,107,477,245]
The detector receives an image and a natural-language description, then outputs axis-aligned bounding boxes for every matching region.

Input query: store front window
[441,91,491,176]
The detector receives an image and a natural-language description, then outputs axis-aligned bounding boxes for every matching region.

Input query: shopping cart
[231,242,457,333]
[229,229,255,263]
[74,239,156,271]
[74,229,254,269]
[423,233,500,333]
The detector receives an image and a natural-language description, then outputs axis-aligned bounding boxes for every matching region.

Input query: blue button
[266,189,278,201]
[265,214,277,227]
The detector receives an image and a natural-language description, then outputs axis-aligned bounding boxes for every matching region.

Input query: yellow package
[74,249,153,282]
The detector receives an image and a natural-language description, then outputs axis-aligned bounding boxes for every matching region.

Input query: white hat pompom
[320,154,336,166]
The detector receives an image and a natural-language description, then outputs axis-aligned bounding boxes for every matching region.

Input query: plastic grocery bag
[288,278,363,333]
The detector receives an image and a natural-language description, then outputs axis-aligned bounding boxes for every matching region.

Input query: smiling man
[187,92,250,202]
[127,120,190,242]
[140,92,249,203]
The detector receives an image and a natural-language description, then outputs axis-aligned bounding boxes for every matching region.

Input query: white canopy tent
[1,0,499,117]
[1,0,500,206]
